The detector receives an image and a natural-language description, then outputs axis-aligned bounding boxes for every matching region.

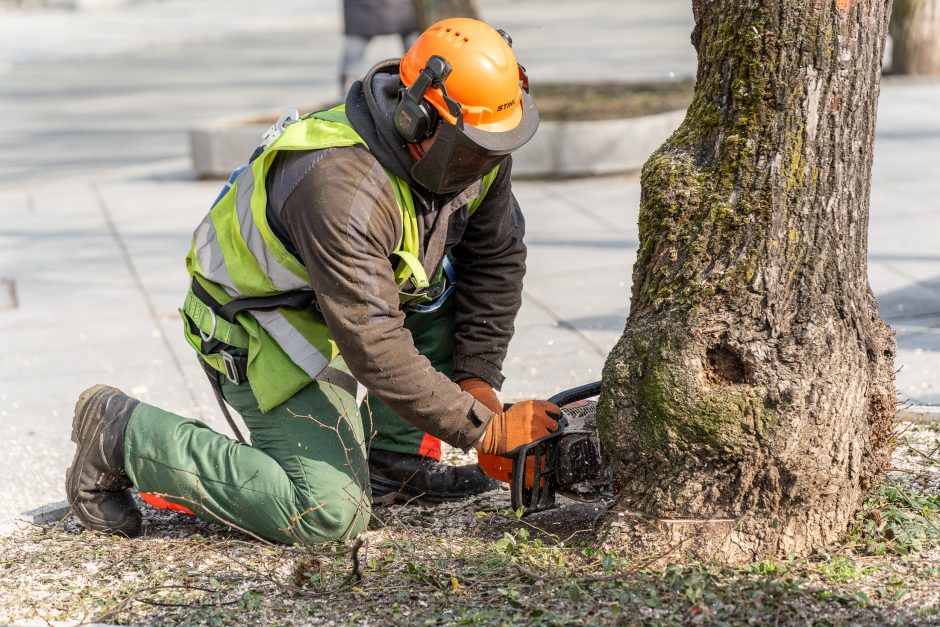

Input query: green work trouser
[123,300,454,544]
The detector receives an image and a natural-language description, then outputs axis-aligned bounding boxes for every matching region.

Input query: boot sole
[65,385,141,536]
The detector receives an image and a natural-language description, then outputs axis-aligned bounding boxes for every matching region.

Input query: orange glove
[458,378,512,483]
[477,400,561,484]
[479,400,561,456]
[458,377,503,413]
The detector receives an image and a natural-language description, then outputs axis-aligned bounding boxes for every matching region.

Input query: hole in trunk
[704,345,747,386]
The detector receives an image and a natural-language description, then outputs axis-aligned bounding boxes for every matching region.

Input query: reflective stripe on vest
[250,308,329,379]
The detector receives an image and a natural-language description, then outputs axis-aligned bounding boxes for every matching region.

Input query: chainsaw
[487,381,611,515]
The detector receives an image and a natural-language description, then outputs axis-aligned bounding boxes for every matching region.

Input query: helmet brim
[460,89,539,155]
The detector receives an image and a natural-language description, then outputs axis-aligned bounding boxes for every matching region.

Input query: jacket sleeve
[449,158,527,390]
[279,147,493,450]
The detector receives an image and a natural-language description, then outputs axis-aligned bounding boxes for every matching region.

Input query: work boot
[368,449,498,505]
[65,384,142,537]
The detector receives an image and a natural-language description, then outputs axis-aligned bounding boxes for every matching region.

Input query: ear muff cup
[394,88,440,143]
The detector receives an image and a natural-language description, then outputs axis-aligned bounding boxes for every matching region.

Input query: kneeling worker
[65,18,560,545]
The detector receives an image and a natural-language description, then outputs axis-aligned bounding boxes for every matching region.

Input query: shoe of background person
[65,384,142,537]
[368,448,498,505]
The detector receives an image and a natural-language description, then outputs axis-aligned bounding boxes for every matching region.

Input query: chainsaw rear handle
[498,380,602,456]
[546,381,602,408]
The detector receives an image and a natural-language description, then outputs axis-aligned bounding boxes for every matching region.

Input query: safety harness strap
[392,249,430,291]
[217,290,317,324]
[201,349,356,397]
[313,365,359,396]
[188,278,321,354]
[199,357,247,443]
[183,289,250,349]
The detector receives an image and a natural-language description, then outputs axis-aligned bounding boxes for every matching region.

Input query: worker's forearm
[317,294,493,449]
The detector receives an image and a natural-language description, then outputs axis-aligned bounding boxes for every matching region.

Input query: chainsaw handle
[547,381,601,407]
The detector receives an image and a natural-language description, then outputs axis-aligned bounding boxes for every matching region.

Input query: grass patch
[849,483,940,557]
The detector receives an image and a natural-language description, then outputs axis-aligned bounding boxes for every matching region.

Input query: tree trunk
[890,0,940,74]
[597,0,897,564]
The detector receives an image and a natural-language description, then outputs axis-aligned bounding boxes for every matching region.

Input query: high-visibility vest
[179,106,499,411]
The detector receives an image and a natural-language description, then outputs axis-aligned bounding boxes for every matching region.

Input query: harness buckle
[199,307,218,343]
[220,350,241,385]
[407,256,457,314]
[261,107,300,149]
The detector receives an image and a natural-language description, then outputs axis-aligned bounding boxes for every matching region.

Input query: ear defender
[394,55,454,144]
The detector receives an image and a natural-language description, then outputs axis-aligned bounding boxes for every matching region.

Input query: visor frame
[459,88,540,154]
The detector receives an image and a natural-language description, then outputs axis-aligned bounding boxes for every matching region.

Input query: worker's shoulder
[295,144,389,186]
[281,145,399,220]
[316,143,377,166]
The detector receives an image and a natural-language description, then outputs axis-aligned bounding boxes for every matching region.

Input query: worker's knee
[285,486,371,545]
[330,492,371,539]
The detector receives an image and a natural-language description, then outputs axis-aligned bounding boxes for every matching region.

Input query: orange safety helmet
[394,18,539,194]
[401,18,530,132]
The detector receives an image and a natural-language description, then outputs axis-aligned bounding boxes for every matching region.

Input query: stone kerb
[510,109,686,178]
[188,93,690,180]
[188,111,277,180]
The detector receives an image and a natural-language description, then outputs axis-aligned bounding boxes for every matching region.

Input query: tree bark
[598,0,897,564]
[890,0,940,74]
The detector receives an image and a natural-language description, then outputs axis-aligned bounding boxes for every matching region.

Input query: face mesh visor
[409,122,510,194]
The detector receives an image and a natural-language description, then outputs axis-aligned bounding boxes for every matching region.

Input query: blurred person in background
[340,0,420,94]
[339,0,482,94]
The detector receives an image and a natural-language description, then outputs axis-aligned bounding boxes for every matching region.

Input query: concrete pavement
[0,0,938,528]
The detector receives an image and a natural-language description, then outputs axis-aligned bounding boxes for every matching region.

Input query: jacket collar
[344,59,419,188]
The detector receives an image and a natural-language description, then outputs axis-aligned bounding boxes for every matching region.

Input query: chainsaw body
[503,381,611,514]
